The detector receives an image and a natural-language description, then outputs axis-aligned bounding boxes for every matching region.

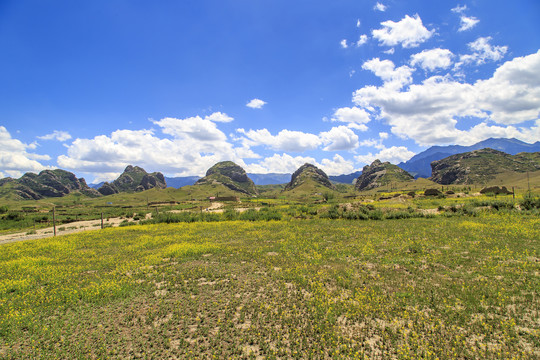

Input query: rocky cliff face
[430,148,540,185]
[1,169,101,200]
[355,160,414,191]
[98,165,167,195]
[283,163,335,191]
[194,161,258,196]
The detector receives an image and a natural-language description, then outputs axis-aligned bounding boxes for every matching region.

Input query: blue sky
[1,0,539,183]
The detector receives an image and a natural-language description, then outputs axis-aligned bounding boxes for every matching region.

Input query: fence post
[101,212,104,229]
[53,208,56,236]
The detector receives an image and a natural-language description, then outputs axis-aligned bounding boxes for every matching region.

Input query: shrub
[520,194,540,210]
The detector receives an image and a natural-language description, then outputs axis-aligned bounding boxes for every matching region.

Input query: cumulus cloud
[320,126,359,151]
[352,50,540,146]
[374,2,387,12]
[244,153,356,176]
[356,35,368,47]
[362,58,415,89]
[237,128,321,152]
[355,146,415,165]
[204,112,234,122]
[57,113,257,180]
[38,130,72,142]
[320,154,356,176]
[331,106,371,128]
[458,15,479,32]
[244,153,316,174]
[372,14,434,48]
[340,39,348,49]
[0,126,51,178]
[410,48,454,71]
[459,37,508,65]
[246,99,267,109]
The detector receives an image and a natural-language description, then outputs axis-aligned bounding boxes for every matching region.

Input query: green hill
[283,164,336,192]
[0,169,100,200]
[98,166,166,195]
[430,149,540,185]
[355,160,414,191]
[194,161,258,196]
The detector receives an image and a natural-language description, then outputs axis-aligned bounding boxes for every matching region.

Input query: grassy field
[1,213,538,359]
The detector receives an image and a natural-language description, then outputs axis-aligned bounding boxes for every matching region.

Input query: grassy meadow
[1,211,539,359]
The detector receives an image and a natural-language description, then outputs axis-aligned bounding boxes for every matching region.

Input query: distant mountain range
[398,138,540,178]
[96,171,362,188]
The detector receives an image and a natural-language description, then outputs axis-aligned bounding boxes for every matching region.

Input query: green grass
[0,214,538,359]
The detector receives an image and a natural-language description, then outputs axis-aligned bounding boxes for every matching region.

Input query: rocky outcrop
[283,163,335,191]
[98,165,167,195]
[355,160,414,191]
[430,149,540,185]
[194,161,258,196]
[1,169,101,200]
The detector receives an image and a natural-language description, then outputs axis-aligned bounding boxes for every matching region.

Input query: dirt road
[0,217,135,245]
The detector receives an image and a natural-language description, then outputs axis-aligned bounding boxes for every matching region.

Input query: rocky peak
[195,161,258,196]
[98,165,167,195]
[355,160,413,191]
[284,163,335,191]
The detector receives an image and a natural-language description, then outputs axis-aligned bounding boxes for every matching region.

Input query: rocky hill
[98,165,167,195]
[355,160,414,191]
[430,149,540,185]
[194,161,258,196]
[283,163,335,191]
[398,138,540,178]
[0,169,101,200]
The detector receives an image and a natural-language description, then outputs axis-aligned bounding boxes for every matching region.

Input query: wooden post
[53,208,56,236]
[512,186,515,201]
[101,212,104,229]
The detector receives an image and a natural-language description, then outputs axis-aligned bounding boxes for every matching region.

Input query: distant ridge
[430,148,540,185]
[399,138,540,178]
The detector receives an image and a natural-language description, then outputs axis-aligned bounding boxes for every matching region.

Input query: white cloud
[355,146,415,165]
[320,126,359,151]
[237,128,321,152]
[57,113,258,180]
[0,126,51,178]
[362,58,415,89]
[410,48,454,71]
[331,106,371,128]
[451,5,467,13]
[340,39,348,49]
[204,112,234,122]
[374,2,387,12]
[459,37,508,65]
[320,154,356,176]
[372,14,434,48]
[356,19,361,28]
[356,34,368,47]
[38,130,72,142]
[458,15,479,32]
[352,50,540,146]
[245,153,356,176]
[244,153,316,174]
[246,99,267,109]
[384,48,395,55]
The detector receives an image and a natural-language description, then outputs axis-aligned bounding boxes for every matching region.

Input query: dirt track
[0,217,134,245]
